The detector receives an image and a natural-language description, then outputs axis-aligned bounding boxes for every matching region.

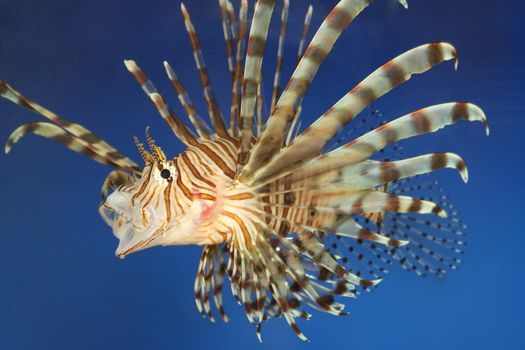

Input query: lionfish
[1,0,488,341]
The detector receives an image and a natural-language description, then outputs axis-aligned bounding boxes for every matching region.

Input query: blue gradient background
[0,0,523,349]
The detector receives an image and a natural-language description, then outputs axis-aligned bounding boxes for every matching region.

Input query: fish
[1,0,489,342]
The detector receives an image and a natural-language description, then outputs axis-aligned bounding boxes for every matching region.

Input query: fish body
[1,0,488,341]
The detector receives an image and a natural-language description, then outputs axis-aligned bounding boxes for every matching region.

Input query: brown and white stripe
[237,0,276,167]
[256,72,265,136]
[229,0,248,136]
[148,93,199,147]
[226,0,238,50]
[242,0,378,179]
[328,191,448,218]
[270,0,289,112]
[249,42,461,182]
[5,122,139,171]
[330,153,469,189]
[1,81,139,171]
[219,0,236,85]
[253,102,486,188]
[124,60,198,147]
[296,5,313,67]
[180,3,230,139]
[322,102,488,168]
[163,61,211,140]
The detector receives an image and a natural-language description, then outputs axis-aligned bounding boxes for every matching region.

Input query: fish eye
[160,168,171,179]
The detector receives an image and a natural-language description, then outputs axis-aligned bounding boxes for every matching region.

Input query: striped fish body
[1,0,488,342]
[101,135,358,256]
[100,138,243,254]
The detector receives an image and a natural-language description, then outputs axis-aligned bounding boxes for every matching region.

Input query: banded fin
[194,244,230,322]
[5,122,138,171]
[322,232,393,281]
[270,0,289,111]
[379,178,467,277]
[1,81,139,172]
[229,0,249,135]
[330,102,488,164]
[225,1,238,61]
[252,102,488,186]
[326,107,398,152]
[326,112,469,279]
[296,5,313,67]
[148,93,199,147]
[299,153,468,190]
[237,0,276,166]
[219,0,236,84]
[321,179,466,280]
[285,107,302,145]
[250,42,461,181]
[163,61,212,140]
[221,206,380,340]
[180,3,230,139]
[124,60,198,147]
[243,0,406,179]
[328,191,447,218]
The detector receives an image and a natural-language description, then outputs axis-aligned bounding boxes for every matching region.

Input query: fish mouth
[111,215,163,259]
[113,224,160,259]
[98,199,161,259]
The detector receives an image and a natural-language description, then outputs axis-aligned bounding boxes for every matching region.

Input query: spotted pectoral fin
[321,231,393,281]
[332,218,409,247]
[375,178,468,277]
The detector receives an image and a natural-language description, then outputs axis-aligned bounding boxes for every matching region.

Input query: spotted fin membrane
[323,108,467,282]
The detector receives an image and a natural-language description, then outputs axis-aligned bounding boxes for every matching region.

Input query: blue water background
[0,0,523,349]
